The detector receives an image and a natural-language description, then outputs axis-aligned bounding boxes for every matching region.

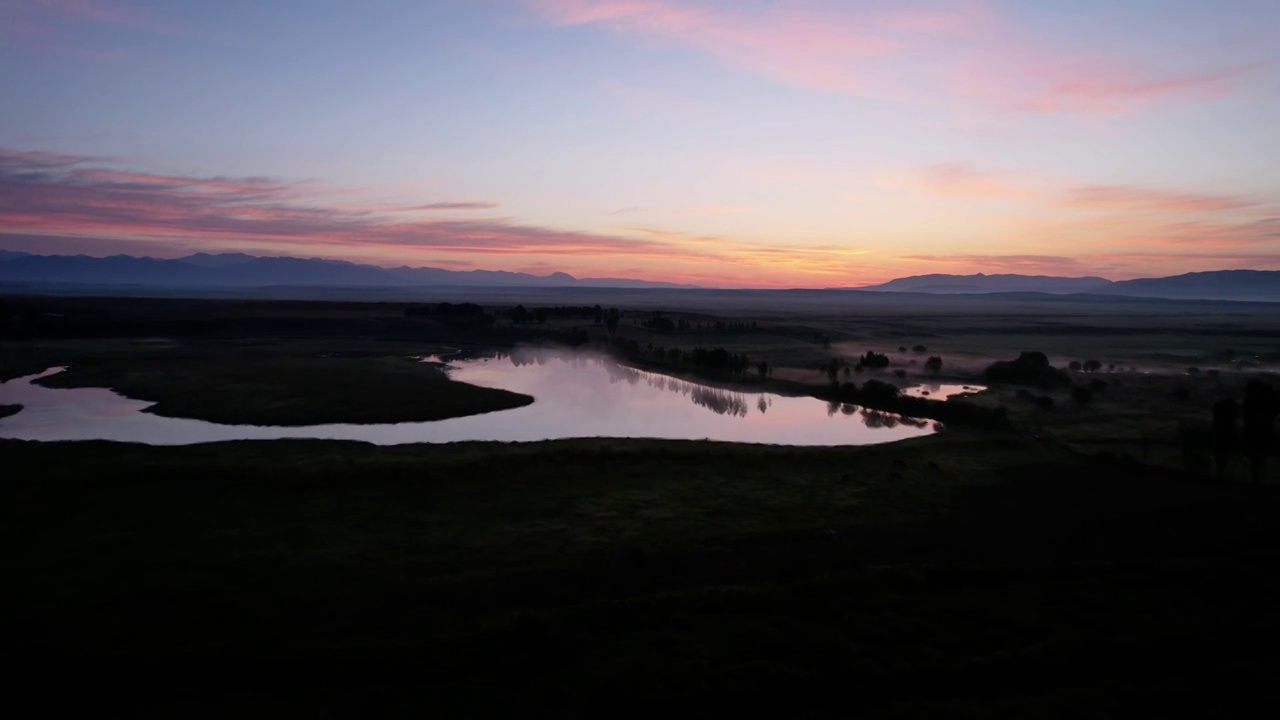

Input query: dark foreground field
[4,292,1279,716]
[7,433,1280,718]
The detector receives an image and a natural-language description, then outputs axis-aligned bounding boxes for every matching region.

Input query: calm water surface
[0,350,944,446]
[901,383,984,400]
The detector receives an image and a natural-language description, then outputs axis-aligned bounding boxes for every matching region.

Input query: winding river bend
[0,350,947,446]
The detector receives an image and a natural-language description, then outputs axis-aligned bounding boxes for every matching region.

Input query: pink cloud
[530,0,987,95]
[0,148,846,280]
[1064,185,1258,213]
[956,54,1256,116]
[914,161,1267,217]
[528,0,1261,116]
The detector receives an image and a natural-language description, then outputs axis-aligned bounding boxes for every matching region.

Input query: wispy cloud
[952,48,1256,116]
[526,0,1262,116]
[0,147,875,285]
[913,160,1267,215]
[0,149,657,256]
[529,0,982,96]
[1064,185,1258,213]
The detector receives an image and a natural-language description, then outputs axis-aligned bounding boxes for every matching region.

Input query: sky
[1,0,1278,287]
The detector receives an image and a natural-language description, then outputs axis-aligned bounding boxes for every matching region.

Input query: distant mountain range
[862,273,1114,295]
[0,252,696,290]
[1,251,1277,301]
[856,271,1280,302]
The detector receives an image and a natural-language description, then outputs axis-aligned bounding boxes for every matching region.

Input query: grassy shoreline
[32,353,533,425]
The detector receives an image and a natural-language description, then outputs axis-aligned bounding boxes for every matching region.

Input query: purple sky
[2,0,1278,286]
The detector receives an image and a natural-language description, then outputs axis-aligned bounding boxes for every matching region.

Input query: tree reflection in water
[503,346,928,423]
[688,386,749,417]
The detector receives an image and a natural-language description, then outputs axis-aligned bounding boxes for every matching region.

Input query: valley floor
[3,292,1279,716]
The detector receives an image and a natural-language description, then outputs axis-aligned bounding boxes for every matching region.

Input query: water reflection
[0,349,938,447]
[901,383,986,400]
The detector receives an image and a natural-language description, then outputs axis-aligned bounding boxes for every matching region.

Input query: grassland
[7,433,1280,717]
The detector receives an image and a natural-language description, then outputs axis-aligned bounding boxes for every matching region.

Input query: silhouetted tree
[1243,380,1277,482]
[757,360,769,379]
[1212,397,1239,480]
[605,307,621,335]
[1068,360,1082,372]
[985,351,1068,387]
[924,356,943,373]
[857,351,889,370]
[860,379,899,404]
[1083,359,1103,372]
[593,305,603,324]
[511,304,529,324]
[642,312,676,332]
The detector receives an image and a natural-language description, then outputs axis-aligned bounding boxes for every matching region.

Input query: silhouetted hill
[2,251,1274,300]
[0,252,695,289]
[1109,270,1280,301]
[854,270,1280,301]
[178,252,260,267]
[860,273,1113,294]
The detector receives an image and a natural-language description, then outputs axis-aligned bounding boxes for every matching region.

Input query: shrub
[1068,360,1082,372]
[924,356,943,373]
[912,344,927,353]
[1083,359,1103,372]
[985,351,1069,387]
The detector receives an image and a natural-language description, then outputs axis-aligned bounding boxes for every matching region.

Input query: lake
[0,349,945,446]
